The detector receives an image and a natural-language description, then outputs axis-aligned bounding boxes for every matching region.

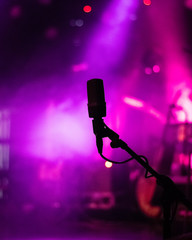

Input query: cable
[100,153,154,178]
[100,153,135,164]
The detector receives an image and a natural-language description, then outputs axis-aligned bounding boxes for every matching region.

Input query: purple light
[129,14,137,21]
[26,101,95,160]
[85,0,139,71]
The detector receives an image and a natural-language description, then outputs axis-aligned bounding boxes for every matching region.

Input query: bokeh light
[76,19,84,27]
[83,5,92,13]
[26,101,95,160]
[153,65,160,73]
[105,161,113,168]
[70,19,84,27]
[143,0,151,6]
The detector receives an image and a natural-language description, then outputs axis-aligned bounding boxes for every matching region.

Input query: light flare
[123,97,144,108]
[123,96,166,123]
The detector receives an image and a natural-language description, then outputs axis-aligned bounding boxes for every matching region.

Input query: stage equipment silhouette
[87,78,192,240]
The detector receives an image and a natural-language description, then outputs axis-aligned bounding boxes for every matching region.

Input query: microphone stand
[93,118,192,240]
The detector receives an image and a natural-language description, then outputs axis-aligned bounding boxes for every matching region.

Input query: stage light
[83,5,92,13]
[105,161,112,168]
[153,65,160,73]
[143,0,151,6]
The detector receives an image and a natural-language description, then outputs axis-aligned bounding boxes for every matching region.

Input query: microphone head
[87,78,106,118]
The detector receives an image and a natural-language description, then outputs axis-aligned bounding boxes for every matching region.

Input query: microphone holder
[93,119,192,239]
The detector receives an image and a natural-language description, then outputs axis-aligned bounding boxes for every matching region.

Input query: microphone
[87,78,106,118]
[87,79,106,154]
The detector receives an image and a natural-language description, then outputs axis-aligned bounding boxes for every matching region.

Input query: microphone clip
[92,118,119,141]
[92,118,120,154]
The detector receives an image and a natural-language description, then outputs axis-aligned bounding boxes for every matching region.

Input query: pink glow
[72,63,88,72]
[129,169,140,181]
[39,161,63,180]
[178,153,192,169]
[185,0,192,9]
[10,5,22,18]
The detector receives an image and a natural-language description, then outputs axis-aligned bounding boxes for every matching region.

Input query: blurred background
[1,0,192,239]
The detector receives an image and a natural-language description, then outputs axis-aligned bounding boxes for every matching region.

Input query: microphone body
[87,78,106,118]
[87,79,106,154]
